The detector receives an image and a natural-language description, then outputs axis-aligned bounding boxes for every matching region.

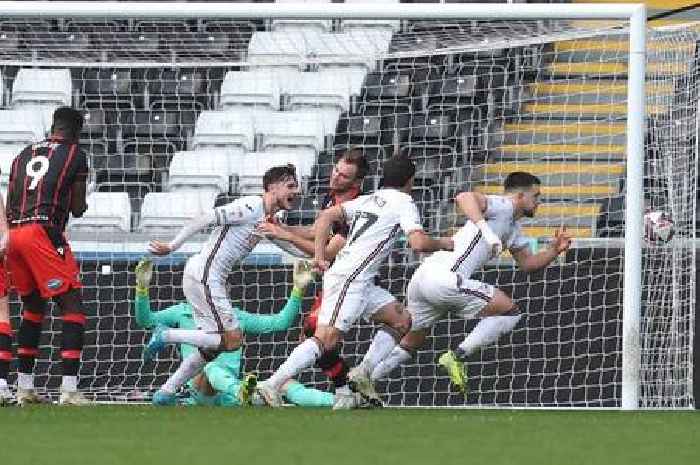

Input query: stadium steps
[546,61,689,77]
[479,161,623,186]
[492,144,626,161]
[521,226,592,239]
[553,38,696,63]
[528,81,673,105]
[501,122,627,145]
[521,102,668,118]
[475,183,617,199]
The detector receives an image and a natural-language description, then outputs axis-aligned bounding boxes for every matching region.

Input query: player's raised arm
[510,227,572,273]
[400,197,452,253]
[455,191,502,257]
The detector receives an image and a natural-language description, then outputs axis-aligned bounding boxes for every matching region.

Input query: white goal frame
[0,1,648,410]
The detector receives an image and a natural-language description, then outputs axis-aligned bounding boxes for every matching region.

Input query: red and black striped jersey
[321,186,361,238]
[6,138,88,232]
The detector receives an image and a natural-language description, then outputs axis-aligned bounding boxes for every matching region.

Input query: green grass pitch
[1,406,697,465]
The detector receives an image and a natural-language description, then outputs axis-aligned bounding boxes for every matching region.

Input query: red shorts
[7,224,81,298]
[0,260,7,298]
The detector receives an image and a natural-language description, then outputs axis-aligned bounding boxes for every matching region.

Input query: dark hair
[381,155,415,189]
[51,107,84,140]
[339,147,369,180]
[503,172,541,192]
[263,164,297,191]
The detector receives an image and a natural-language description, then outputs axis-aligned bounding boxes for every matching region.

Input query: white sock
[17,373,34,390]
[359,328,398,374]
[267,338,322,390]
[370,346,412,381]
[458,315,521,357]
[61,376,78,393]
[164,329,221,349]
[161,351,206,394]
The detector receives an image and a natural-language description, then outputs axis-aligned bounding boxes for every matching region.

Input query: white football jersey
[185,195,267,285]
[329,188,423,281]
[425,195,530,279]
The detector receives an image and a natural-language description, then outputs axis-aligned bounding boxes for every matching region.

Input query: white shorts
[406,263,494,331]
[318,273,397,332]
[182,273,239,333]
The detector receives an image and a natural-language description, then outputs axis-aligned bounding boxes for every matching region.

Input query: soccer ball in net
[644,211,675,243]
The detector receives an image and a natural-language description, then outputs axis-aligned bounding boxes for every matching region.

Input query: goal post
[0,1,693,410]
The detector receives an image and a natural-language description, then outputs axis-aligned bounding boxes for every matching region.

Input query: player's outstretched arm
[406,230,454,253]
[511,227,572,273]
[455,191,502,257]
[236,260,314,334]
[148,210,217,255]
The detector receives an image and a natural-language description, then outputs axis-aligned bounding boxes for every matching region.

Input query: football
[644,211,675,243]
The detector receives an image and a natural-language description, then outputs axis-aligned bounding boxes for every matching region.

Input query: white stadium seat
[191,111,255,151]
[247,31,307,68]
[12,68,72,107]
[304,32,377,70]
[0,144,24,188]
[287,70,352,112]
[220,70,282,110]
[271,0,332,34]
[317,66,368,97]
[0,109,46,145]
[342,0,401,32]
[138,190,218,232]
[236,150,314,195]
[69,192,131,233]
[167,149,238,193]
[256,110,325,153]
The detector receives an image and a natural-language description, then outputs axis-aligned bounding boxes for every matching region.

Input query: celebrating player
[6,107,90,405]
[143,164,299,404]
[133,258,358,407]
[256,148,370,407]
[256,156,453,407]
[368,172,572,394]
[0,194,11,406]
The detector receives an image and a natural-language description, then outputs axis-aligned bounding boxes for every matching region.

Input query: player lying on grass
[134,258,362,408]
[356,172,572,395]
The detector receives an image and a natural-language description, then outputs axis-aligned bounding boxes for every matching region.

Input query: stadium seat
[257,110,325,154]
[69,192,131,233]
[271,0,332,34]
[236,150,313,195]
[167,149,237,193]
[11,68,72,108]
[247,31,307,68]
[220,70,283,110]
[146,69,207,111]
[342,2,400,34]
[191,111,255,151]
[0,109,46,145]
[305,32,378,70]
[287,70,352,111]
[79,69,135,109]
[138,189,218,232]
[0,144,23,189]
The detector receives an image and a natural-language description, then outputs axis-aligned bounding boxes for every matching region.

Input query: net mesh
[0,14,694,408]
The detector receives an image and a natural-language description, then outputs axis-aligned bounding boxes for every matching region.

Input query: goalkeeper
[133,258,343,408]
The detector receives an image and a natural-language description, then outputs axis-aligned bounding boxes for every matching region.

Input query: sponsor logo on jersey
[47,278,63,290]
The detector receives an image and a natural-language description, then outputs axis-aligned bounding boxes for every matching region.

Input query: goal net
[0,6,694,408]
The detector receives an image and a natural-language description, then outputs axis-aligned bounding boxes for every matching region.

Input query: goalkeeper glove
[292,259,314,296]
[135,258,154,296]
